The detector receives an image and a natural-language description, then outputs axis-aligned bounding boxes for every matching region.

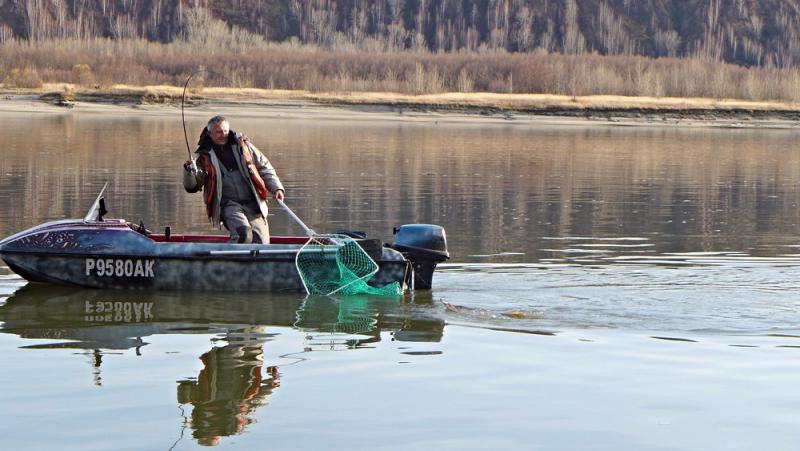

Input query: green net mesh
[295,234,402,296]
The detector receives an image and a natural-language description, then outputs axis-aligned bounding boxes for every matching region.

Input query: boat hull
[0,220,409,293]
[2,252,308,292]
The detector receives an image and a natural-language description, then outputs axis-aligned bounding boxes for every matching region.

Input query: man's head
[207,115,230,146]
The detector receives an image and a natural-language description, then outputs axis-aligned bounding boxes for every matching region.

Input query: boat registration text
[85,258,155,278]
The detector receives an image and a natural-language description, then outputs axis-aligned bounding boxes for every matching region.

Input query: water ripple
[435,256,800,335]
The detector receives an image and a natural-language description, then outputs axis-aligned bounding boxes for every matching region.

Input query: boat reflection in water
[0,284,444,446]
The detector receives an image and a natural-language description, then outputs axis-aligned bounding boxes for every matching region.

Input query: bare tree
[654,30,680,57]
[595,2,634,55]
[0,24,13,43]
[562,0,586,55]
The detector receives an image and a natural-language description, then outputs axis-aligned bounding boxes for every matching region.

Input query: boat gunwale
[0,218,317,246]
[0,248,299,262]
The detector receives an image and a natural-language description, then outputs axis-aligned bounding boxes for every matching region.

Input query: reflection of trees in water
[0,114,191,235]
[177,330,279,447]
[3,118,800,257]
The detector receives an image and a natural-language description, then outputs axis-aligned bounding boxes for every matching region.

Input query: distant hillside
[1,0,799,67]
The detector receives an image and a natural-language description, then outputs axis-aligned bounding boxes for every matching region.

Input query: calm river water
[1,107,800,450]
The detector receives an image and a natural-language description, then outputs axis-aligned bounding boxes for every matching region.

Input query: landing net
[295,234,402,296]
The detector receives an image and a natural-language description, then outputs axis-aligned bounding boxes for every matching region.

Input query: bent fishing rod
[181,73,197,173]
[181,69,242,172]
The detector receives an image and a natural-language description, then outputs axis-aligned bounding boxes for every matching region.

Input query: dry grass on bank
[9,83,800,115]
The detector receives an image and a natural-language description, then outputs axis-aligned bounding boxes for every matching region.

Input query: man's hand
[184,160,197,173]
[273,189,285,201]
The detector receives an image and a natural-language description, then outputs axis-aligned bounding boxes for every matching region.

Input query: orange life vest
[198,153,217,219]
[198,138,269,219]
[239,136,269,201]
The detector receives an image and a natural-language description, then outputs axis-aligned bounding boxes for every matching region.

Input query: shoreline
[1,85,800,129]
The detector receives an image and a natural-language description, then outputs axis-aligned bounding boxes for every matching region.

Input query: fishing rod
[181,73,197,173]
[181,68,241,172]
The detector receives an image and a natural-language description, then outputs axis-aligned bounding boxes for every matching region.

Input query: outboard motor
[390,224,449,290]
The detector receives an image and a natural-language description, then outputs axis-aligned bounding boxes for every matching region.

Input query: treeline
[3,0,800,67]
[4,35,800,102]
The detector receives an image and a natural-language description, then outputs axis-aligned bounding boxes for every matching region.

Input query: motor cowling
[390,224,449,290]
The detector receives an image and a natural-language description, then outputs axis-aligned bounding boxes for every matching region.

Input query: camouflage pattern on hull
[2,252,306,292]
[0,219,410,293]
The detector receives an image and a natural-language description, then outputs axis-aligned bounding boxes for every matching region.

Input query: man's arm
[182,157,207,193]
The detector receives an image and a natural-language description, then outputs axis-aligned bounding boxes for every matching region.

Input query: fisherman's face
[209,122,230,146]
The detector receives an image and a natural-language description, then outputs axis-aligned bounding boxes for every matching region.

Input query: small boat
[0,190,449,293]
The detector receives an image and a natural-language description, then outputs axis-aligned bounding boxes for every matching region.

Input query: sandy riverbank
[2,84,800,129]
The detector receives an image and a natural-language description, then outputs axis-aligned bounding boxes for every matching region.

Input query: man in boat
[183,115,285,243]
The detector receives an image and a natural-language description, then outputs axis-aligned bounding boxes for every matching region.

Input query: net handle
[277,199,316,237]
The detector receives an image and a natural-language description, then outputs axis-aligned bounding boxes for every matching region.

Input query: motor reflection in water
[0,284,445,446]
